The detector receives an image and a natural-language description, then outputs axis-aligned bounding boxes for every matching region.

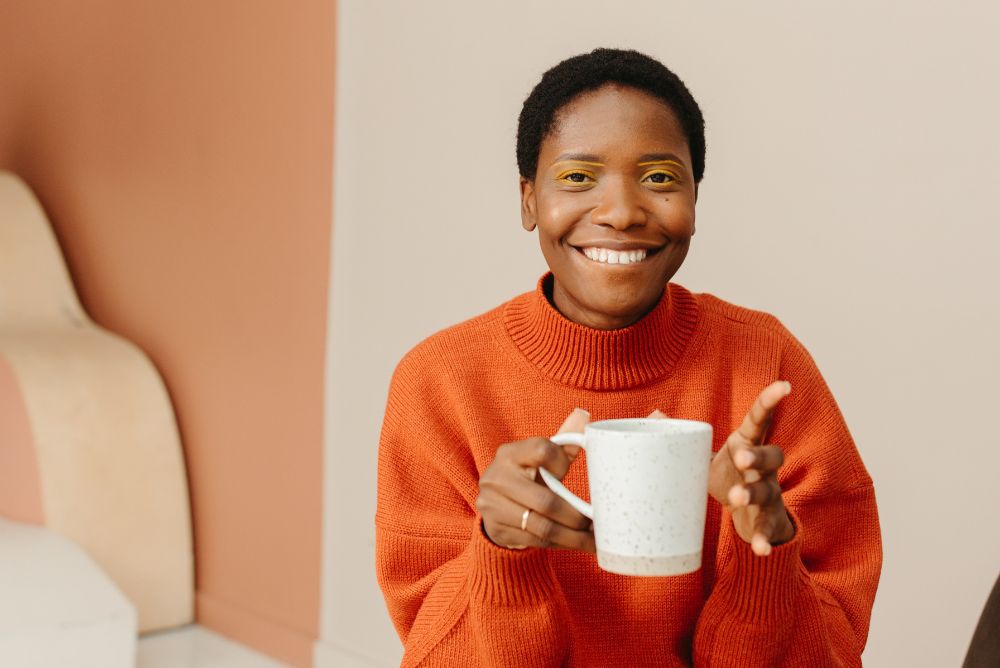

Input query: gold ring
[520,508,531,531]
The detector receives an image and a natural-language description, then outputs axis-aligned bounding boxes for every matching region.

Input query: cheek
[543,202,568,223]
[539,195,592,237]
[537,208,573,241]
[658,198,696,236]
[676,214,696,238]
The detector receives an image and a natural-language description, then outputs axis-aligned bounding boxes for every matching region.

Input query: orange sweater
[376,274,881,667]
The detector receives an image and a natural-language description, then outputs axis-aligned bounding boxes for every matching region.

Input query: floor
[138,625,288,668]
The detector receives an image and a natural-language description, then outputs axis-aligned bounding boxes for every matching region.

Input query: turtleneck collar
[502,273,700,391]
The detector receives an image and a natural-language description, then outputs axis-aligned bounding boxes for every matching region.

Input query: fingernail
[783,381,792,395]
[752,534,772,556]
[728,486,750,507]
[734,450,754,469]
[572,408,590,418]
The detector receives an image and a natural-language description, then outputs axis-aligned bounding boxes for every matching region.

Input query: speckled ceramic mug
[539,418,712,577]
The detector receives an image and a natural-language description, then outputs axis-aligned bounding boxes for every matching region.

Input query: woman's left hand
[652,380,795,556]
[713,380,795,555]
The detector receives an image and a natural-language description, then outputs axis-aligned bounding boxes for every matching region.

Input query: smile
[577,246,649,266]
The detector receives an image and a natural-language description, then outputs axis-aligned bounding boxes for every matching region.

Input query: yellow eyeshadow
[551,161,601,184]
[555,168,596,181]
[641,169,678,179]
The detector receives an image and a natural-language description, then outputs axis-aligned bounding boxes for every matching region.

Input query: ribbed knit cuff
[469,520,561,606]
[717,507,807,620]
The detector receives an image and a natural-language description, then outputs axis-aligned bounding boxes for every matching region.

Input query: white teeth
[580,247,648,265]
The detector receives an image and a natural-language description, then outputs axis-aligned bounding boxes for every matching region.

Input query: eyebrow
[552,153,603,163]
[550,152,689,170]
[550,159,605,171]
[637,153,688,168]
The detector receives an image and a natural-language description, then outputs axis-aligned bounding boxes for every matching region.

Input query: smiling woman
[520,84,697,329]
[375,48,881,667]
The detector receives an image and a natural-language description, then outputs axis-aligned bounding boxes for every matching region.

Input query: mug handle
[537,432,593,520]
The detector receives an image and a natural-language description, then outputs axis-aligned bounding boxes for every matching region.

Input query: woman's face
[520,84,698,330]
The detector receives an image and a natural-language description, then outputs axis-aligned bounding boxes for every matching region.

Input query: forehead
[544,85,689,161]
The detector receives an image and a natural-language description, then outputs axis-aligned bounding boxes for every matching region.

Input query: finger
[511,436,575,481]
[731,381,792,450]
[489,521,596,553]
[502,471,593,531]
[555,408,589,461]
[556,407,590,433]
[751,507,782,557]
[647,409,668,419]
[487,494,595,551]
[478,492,535,549]
[484,522,546,550]
[728,477,781,509]
[522,506,596,552]
[732,445,785,476]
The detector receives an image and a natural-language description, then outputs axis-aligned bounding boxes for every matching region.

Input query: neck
[549,278,663,330]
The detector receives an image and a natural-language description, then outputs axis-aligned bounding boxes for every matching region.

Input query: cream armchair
[0,172,194,666]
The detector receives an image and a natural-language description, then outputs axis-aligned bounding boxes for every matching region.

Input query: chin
[549,265,666,326]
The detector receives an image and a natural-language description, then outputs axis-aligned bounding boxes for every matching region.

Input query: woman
[376,48,881,667]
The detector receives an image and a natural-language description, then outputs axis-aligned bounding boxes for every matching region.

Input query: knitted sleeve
[375,344,570,667]
[692,332,882,667]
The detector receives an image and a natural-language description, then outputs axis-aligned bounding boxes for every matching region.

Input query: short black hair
[516,48,706,183]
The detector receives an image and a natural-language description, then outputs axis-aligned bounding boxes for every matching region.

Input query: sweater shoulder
[690,289,826,384]
[692,290,798,344]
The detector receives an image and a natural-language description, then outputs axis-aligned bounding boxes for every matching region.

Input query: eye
[642,170,676,185]
[555,169,596,185]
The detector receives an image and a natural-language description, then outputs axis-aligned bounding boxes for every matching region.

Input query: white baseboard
[313,640,399,668]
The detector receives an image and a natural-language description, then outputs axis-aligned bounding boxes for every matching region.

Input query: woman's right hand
[477,408,595,552]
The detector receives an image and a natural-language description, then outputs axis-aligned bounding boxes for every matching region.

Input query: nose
[590,177,647,231]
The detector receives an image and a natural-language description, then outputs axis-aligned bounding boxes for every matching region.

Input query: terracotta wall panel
[0,2,334,665]
[0,355,44,525]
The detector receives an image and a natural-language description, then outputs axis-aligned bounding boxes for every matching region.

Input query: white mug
[539,418,712,577]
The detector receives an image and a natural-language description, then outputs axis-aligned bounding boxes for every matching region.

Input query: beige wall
[0,2,334,666]
[327,2,1000,666]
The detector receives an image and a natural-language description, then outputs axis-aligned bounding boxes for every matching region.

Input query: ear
[691,183,699,236]
[519,177,537,232]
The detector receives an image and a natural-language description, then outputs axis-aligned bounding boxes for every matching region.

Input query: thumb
[647,409,668,419]
[555,408,589,461]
